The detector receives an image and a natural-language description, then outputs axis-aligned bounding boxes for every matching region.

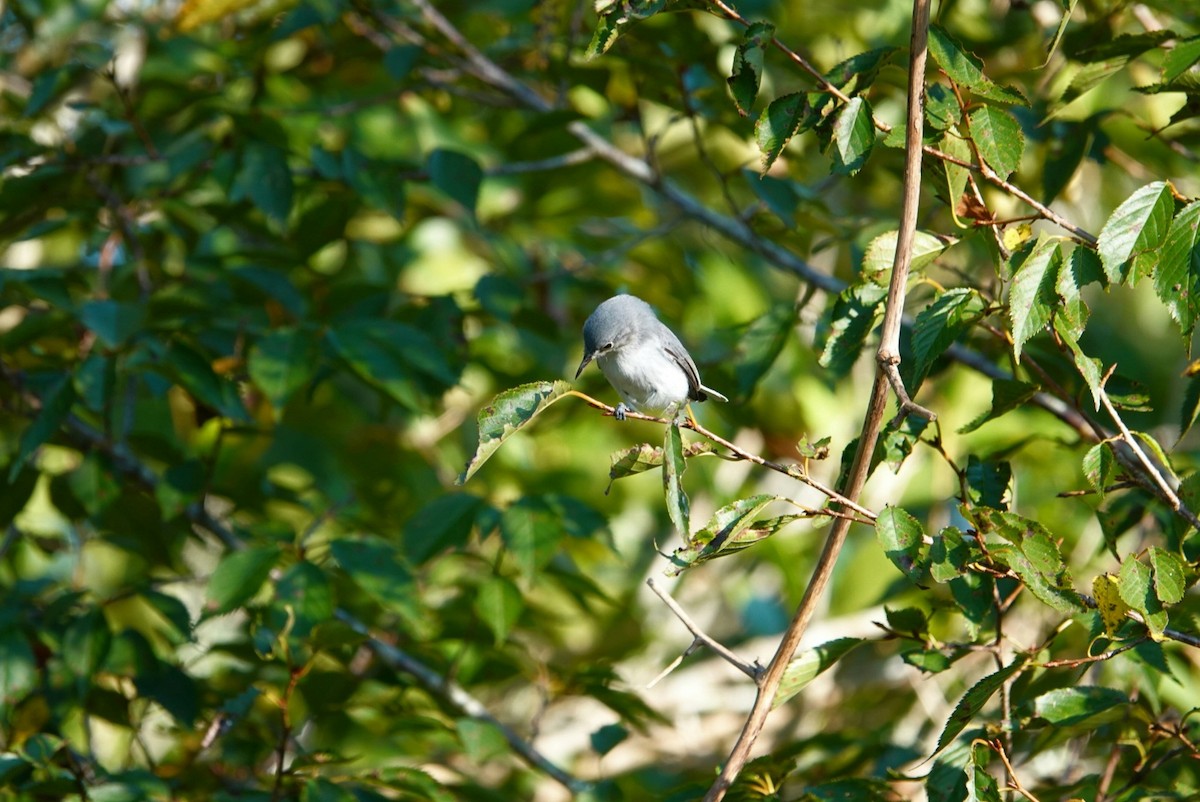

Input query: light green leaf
[208,546,282,614]
[908,288,986,391]
[1149,547,1186,604]
[773,638,865,708]
[831,96,875,176]
[1008,238,1061,362]
[876,506,926,581]
[1030,687,1129,729]
[1097,181,1175,285]
[662,423,690,538]
[928,26,1027,104]
[1082,443,1115,499]
[428,148,483,217]
[862,230,954,284]
[457,381,574,484]
[474,576,523,644]
[1118,556,1167,640]
[1153,201,1200,340]
[968,105,1024,177]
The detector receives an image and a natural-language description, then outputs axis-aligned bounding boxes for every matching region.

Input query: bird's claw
[614,403,629,421]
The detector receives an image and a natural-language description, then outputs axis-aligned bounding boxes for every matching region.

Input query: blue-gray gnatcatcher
[575,294,728,421]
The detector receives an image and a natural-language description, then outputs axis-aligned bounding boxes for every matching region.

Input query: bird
[574,294,728,422]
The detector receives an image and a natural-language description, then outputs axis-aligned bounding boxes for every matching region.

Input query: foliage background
[1,0,1199,800]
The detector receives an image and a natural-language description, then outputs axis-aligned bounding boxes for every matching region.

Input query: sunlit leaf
[662,423,690,538]
[1097,181,1175,285]
[458,381,574,484]
[773,638,865,708]
[727,22,774,116]
[935,658,1028,754]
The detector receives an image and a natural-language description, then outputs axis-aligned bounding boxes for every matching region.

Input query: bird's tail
[700,385,729,403]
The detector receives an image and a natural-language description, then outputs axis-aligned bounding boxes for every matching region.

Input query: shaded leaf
[936,658,1028,754]
[755,92,816,173]
[10,374,75,481]
[404,493,485,563]
[830,96,875,176]
[248,327,318,416]
[727,22,774,116]
[457,381,574,484]
[208,546,282,614]
[662,423,690,538]
[474,576,523,644]
[1153,200,1200,341]
[773,637,865,708]
[428,148,483,217]
[819,281,888,377]
[908,288,986,391]
[959,379,1039,434]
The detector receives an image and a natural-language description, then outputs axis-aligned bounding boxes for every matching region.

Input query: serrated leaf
[862,230,954,284]
[1092,573,1128,636]
[935,658,1027,754]
[1054,315,1104,410]
[876,506,926,581]
[930,526,973,583]
[1148,547,1185,604]
[1164,36,1200,82]
[1118,556,1167,640]
[1153,201,1200,341]
[728,22,773,116]
[1131,431,1178,485]
[457,381,574,484]
[1082,443,1115,499]
[819,281,888,377]
[831,96,875,176]
[959,379,1039,433]
[667,494,787,574]
[925,83,961,131]
[970,742,1002,802]
[966,455,1011,510]
[208,546,282,614]
[1008,238,1062,362]
[1097,181,1175,285]
[607,441,717,492]
[585,0,670,59]
[773,637,865,708]
[908,288,985,391]
[1056,245,1105,339]
[662,423,689,538]
[968,106,1024,178]
[928,26,1026,104]
[755,92,815,173]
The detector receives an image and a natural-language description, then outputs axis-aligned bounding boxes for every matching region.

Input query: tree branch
[646,577,763,680]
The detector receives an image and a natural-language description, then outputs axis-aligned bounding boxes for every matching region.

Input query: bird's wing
[663,339,707,402]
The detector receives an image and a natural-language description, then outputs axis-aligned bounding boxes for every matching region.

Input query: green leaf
[455,718,509,763]
[930,526,973,583]
[755,92,815,173]
[457,381,574,484]
[330,536,414,613]
[585,0,670,58]
[275,561,333,640]
[1093,573,1129,636]
[875,506,926,581]
[590,723,628,756]
[427,148,483,217]
[935,658,1027,754]
[959,379,1039,433]
[1097,181,1175,285]
[727,22,773,116]
[1148,547,1185,604]
[1181,376,1200,439]
[473,576,523,645]
[667,494,785,574]
[1118,556,1167,639]
[968,105,1024,178]
[233,141,293,229]
[10,374,75,481]
[1008,238,1061,363]
[501,497,567,581]
[63,609,112,680]
[662,423,690,538]
[731,303,795,399]
[937,132,972,224]
[79,300,145,349]
[160,341,249,422]
[0,629,38,702]
[979,509,1083,612]
[1131,431,1178,486]
[862,230,953,284]
[404,493,485,563]
[773,638,865,708]
[1082,443,1116,500]
[819,281,888,377]
[1055,315,1104,410]
[965,455,1011,510]
[207,546,282,614]
[1056,245,1105,339]
[908,288,986,390]
[830,96,875,176]
[1029,686,1128,728]
[928,25,1027,104]
[925,83,962,131]
[248,327,318,416]
[1153,200,1200,340]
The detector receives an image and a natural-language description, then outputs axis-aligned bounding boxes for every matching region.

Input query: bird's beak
[575,352,594,379]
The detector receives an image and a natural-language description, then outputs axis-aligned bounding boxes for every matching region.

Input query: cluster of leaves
[3,0,1200,801]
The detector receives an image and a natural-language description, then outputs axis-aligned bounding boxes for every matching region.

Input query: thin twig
[647,577,763,680]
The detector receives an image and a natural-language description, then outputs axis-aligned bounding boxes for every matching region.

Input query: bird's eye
[601,342,614,352]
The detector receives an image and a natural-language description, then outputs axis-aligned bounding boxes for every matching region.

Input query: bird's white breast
[596,342,690,413]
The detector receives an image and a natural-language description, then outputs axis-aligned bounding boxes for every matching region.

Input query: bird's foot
[614,403,630,421]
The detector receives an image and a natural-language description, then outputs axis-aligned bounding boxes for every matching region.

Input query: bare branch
[647,577,763,680]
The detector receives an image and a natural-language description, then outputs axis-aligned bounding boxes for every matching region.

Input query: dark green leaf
[935,658,1027,754]
[819,281,888,377]
[908,288,985,390]
[233,142,293,229]
[501,497,567,581]
[427,148,483,217]
[457,381,574,484]
[590,723,628,756]
[830,96,875,176]
[585,0,670,58]
[79,300,145,349]
[248,327,318,416]
[330,536,415,613]
[10,374,75,481]
[731,303,795,399]
[0,629,38,703]
[959,379,1039,433]
[965,455,1011,510]
[473,576,523,645]
[160,341,249,422]
[727,22,773,116]
[755,92,815,173]
[404,493,485,563]
[1181,375,1200,439]
[928,26,1027,104]
[275,561,333,640]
